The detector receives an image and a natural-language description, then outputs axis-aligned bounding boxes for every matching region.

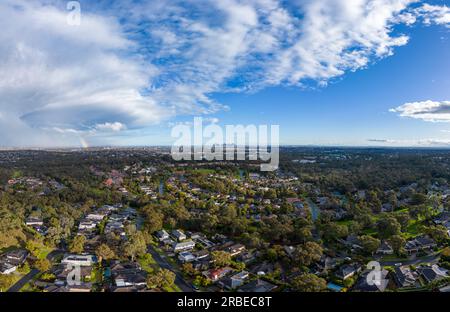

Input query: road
[7,249,64,292]
[147,245,193,292]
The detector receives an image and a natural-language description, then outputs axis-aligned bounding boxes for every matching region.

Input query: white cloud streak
[390,100,450,122]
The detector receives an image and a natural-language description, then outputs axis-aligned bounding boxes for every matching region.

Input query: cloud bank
[390,100,450,122]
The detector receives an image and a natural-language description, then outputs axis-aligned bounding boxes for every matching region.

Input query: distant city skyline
[0,0,449,148]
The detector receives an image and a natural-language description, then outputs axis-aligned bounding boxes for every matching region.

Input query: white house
[25,217,44,226]
[86,213,106,221]
[173,240,195,252]
[178,251,196,263]
[61,254,95,267]
[156,230,169,241]
[172,230,187,241]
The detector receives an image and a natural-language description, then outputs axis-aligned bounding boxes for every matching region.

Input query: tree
[123,231,147,261]
[321,222,348,242]
[182,263,195,276]
[294,242,323,267]
[211,251,232,268]
[34,258,51,272]
[376,216,401,239]
[389,235,406,255]
[69,235,86,254]
[394,212,410,232]
[25,240,42,257]
[95,243,116,262]
[142,207,164,233]
[427,226,449,243]
[291,273,327,292]
[411,193,427,206]
[359,235,381,255]
[146,269,176,289]
[441,247,450,261]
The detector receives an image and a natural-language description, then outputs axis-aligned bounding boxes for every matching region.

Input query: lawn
[192,168,215,175]
[403,219,421,239]
[37,246,54,260]
[164,284,182,292]
[0,273,22,292]
[138,253,159,274]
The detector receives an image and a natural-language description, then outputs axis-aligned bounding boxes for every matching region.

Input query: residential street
[147,245,193,292]
[379,253,440,266]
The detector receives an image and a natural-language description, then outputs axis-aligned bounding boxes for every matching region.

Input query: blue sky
[0,0,449,147]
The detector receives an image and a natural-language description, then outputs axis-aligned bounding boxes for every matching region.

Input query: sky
[0,0,449,148]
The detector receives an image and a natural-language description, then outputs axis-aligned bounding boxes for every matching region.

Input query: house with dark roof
[237,279,277,292]
[0,249,28,274]
[110,261,147,288]
[405,236,436,254]
[376,241,394,255]
[392,265,419,288]
[417,264,448,284]
[353,269,389,292]
[336,264,361,280]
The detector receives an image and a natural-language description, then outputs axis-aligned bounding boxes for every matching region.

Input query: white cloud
[367,138,450,146]
[415,3,450,27]
[390,100,450,122]
[95,122,127,132]
[0,0,166,147]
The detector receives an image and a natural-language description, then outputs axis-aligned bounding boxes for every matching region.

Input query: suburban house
[393,265,419,288]
[226,244,246,257]
[110,261,147,288]
[61,254,95,267]
[417,264,449,284]
[78,220,97,230]
[173,240,195,252]
[336,264,361,280]
[354,269,389,292]
[156,230,169,241]
[376,241,394,255]
[405,236,437,254]
[25,217,44,226]
[86,213,106,221]
[203,267,233,282]
[0,249,29,274]
[53,264,93,286]
[237,279,277,292]
[178,251,196,263]
[192,249,209,261]
[219,271,249,290]
[172,229,187,241]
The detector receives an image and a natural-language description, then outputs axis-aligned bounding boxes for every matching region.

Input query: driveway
[147,245,193,292]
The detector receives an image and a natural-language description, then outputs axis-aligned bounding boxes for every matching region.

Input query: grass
[163,284,182,292]
[138,254,159,274]
[403,219,421,239]
[192,168,216,175]
[0,273,22,292]
[37,246,54,260]
[20,273,42,292]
